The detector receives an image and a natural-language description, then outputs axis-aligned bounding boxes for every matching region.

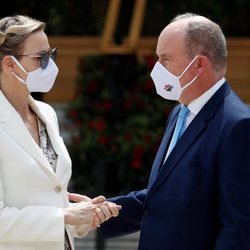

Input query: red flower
[87,80,99,93]
[124,132,132,142]
[94,102,102,110]
[151,144,159,154]
[144,55,156,70]
[143,79,155,92]
[75,120,82,128]
[95,100,113,111]
[73,136,81,144]
[70,110,78,119]
[95,118,105,132]
[131,145,144,169]
[123,99,132,110]
[135,97,144,108]
[99,135,109,145]
[151,136,162,154]
[102,100,113,111]
[163,107,172,116]
[131,159,141,169]
[143,134,152,142]
[89,118,106,132]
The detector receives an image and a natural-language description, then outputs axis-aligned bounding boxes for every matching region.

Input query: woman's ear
[2,55,15,72]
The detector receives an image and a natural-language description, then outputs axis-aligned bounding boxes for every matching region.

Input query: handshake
[63,193,122,231]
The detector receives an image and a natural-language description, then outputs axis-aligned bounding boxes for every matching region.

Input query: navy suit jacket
[101,82,250,250]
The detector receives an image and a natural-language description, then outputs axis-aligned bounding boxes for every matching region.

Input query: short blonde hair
[0,15,45,59]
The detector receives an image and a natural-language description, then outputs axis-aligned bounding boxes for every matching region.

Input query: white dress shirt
[164,77,225,162]
[185,77,225,129]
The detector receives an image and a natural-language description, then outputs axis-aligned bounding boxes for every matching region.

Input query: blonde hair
[0,15,45,59]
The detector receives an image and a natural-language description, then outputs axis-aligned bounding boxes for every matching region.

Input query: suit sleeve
[100,189,147,238]
[215,118,250,249]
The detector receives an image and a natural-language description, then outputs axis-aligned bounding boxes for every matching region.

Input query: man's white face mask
[150,55,199,101]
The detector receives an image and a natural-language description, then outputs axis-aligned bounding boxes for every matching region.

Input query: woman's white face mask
[11,56,59,93]
[150,55,199,101]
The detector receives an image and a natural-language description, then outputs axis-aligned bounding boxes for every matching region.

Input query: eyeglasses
[13,48,57,69]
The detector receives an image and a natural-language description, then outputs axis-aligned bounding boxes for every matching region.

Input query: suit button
[144,210,149,217]
[54,185,62,193]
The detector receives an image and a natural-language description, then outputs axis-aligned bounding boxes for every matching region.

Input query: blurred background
[1,0,249,249]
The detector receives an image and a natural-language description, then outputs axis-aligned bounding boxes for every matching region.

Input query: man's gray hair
[172,13,227,72]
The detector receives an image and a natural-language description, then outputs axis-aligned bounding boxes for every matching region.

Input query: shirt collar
[187,77,226,116]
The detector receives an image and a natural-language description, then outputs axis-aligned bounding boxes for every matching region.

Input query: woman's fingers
[68,193,92,203]
[68,193,106,204]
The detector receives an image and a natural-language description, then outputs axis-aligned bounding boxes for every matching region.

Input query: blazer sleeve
[0,188,65,242]
[215,118,250,249]
[68,202,93,238]
[100,189,147,238]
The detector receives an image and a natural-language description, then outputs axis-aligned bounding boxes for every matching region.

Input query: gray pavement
[75,231,140,250]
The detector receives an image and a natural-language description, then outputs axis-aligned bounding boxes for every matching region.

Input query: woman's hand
[63,201,96,226]
[68,193,106,204]
[68,193,122,228]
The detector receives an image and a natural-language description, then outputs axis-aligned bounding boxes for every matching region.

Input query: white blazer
[0,91,90,250]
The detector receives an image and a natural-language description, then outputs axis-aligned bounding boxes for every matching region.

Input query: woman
[0,15,120,250]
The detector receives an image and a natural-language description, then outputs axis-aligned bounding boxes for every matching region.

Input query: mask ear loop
[11,56,29,74]
[178,55,199,91]
[10,56,28,84]
[178,55,199,78]
[181,75,198,91]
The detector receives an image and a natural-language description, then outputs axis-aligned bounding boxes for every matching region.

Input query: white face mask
[150,56,199,101]
[11,56,59,93]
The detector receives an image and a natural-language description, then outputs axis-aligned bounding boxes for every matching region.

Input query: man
[70,13,250,249]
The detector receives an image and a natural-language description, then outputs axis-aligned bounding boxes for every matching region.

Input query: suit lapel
[147,120,207,198]
[29,97,68,180]
[29,98,60,154]
[0,92,57,179]
[147,107,179,189]
[42,121,68,180]
[146,82,231,200]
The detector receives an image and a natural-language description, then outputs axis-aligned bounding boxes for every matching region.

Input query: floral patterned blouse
[38,117,58,171]
[37,117,71,250]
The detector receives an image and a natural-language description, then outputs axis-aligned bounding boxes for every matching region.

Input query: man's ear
[2,55,15,72]
[195,55,208,76]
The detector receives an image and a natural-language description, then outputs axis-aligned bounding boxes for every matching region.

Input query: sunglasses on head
[13,47,58,69]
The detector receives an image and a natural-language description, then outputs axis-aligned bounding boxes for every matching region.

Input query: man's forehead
[160,20,187,37]
[156,26,186,55]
